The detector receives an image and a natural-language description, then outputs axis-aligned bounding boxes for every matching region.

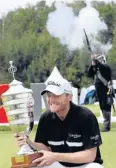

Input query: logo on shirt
[90,135,99,141]
[68,133,81,139]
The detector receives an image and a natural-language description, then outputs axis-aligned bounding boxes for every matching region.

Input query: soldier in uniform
[87,54,112,132]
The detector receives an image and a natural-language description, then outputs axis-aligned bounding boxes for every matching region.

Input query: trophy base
[11,152,43,168]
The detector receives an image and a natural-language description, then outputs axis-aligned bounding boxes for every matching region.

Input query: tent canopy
[43,66,78,105]
[79,85,96,105]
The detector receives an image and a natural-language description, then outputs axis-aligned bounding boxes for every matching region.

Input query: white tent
[45,66,64,84]
[79,85,95,105]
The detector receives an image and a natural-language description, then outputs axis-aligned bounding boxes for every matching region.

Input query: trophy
[1,61,42,168]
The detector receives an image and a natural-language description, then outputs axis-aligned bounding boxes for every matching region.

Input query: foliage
[0,1,116,87]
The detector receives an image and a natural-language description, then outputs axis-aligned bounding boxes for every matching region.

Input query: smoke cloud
[46,1,112,52]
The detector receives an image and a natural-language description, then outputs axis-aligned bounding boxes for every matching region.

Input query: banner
[0,84,9,123]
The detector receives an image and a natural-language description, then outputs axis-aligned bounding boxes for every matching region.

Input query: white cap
[41,79,72,95]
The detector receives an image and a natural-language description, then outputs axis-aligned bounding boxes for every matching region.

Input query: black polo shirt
[35,102,103,167]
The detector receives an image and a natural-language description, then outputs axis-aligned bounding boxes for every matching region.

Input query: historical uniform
[87,55,112,131]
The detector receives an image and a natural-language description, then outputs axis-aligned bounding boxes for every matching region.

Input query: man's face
[96,55,106,64]
[46,92,72,114]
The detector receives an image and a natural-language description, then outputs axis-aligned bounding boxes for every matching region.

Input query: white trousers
[39,162,104,168]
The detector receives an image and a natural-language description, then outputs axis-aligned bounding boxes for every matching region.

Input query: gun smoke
[46,1,112,53]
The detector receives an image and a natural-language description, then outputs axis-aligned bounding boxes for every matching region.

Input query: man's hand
[32,150,57,167]
[91,54,97,60]
[91,54,97,65]
[14,133,27,148]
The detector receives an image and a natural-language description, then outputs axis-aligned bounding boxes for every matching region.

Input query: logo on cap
[47,81,61,87]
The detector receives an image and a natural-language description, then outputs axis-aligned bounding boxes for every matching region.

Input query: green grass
[0,132,16,168]
[83,104,101,117]
[0,104,116,168]
[1,128,116,168]
[0,131,36,168]
[100,124,116,168]
[84,104,116,117]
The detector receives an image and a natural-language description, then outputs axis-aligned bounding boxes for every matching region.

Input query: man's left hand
[32,150,57,167]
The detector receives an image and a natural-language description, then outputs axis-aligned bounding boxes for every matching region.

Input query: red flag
[0,84,9,123]
[0,106,8,123]
[0,84,9,95]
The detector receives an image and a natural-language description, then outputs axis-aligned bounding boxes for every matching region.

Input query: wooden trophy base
[11,152,43,168]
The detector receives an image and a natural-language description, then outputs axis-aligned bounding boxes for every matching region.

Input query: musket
[111,84,116,112]
[83,29,93,54]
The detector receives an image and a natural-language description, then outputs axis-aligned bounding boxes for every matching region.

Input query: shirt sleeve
[34,114,48,146]
[87,65,97,78]
[82,113,102,149]
[96,60,112,81]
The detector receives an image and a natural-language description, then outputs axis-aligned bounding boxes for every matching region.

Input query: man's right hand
[91,54,97,65]
[14,133,27,148]
[91,54,97,60]
[14,133,51,151]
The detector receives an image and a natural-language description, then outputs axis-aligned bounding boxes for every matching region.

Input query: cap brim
[41,85,64,95]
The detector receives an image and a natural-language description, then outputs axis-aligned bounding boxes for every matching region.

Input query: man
[16,78,103,168]
[87,54,112,132]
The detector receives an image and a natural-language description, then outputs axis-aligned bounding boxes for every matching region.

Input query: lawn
[0,131,36,168]
[0,104,116,168]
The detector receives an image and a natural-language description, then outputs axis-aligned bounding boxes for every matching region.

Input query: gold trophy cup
[1,61,42,168]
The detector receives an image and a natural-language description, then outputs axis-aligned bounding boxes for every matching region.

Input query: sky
[0,0,39,17]
[0,0,116,18]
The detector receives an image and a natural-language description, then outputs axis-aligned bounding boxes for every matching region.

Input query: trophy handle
[25,120,34,137]
[24,96,35,137]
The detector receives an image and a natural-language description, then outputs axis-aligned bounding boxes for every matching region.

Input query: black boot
[100,127,110,132]
[101,110,111,132]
